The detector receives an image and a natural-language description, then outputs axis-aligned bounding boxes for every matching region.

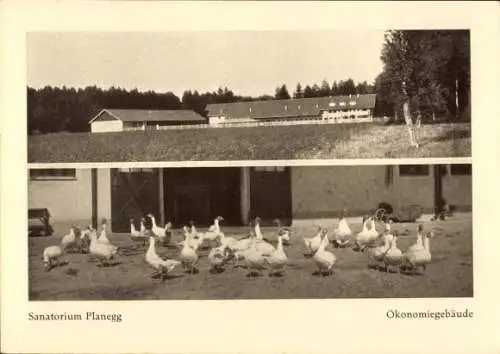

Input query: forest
[27,30,470,134]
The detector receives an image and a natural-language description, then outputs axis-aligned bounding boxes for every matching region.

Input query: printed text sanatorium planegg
[28,312,122,323]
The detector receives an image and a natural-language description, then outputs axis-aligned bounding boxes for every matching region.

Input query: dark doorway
[110,168,160,233]
[164,167,242,227]
[249,167,292,226]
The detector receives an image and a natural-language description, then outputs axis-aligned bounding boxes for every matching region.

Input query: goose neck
[416,232,423,246]
[423,237,430,252]
[277,236,283,251]
[148,237,155,252]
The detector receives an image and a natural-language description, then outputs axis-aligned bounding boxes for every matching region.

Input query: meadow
[28,214,473,300]
[28,122,471,162]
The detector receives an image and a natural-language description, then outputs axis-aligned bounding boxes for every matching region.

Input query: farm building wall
[28,169,113,232]
[28,169,93,226]
[290,165,436,218]
[91,120,123,133]
[442,167,472,210]
[392,167,435,211]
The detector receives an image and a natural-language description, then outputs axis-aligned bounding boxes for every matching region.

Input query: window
[254,166,286,172]
[450,164,472,176]
[29,169,76,180]
[399,165,430,176]
[349,101,357,106]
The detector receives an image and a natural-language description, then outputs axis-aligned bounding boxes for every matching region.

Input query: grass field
[28,122,471,162]
[29,214,473,300]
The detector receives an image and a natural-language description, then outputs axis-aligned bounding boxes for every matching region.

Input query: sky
[27,31,386,98]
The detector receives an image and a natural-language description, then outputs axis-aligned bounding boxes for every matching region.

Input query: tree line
[27,79,374,134]
[27,30,469,134]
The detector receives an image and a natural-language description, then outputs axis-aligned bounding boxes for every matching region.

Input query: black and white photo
[28,164,472,300]
[27,30,471,162]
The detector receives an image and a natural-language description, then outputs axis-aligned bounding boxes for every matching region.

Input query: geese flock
[40,211,435,283]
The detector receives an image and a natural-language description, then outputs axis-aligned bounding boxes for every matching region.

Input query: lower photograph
[28,163,472,300]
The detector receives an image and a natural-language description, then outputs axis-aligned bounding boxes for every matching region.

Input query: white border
[27,157,473,169]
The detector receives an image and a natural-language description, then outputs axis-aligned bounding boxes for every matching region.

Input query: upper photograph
[27,30,471,163]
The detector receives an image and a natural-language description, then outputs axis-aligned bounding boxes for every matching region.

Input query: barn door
[111,168,160,233]
[164,167,242,227]
[171,184,211,227]
[250,166,292,226]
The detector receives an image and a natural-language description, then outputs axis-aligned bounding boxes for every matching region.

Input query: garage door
[110,168,160,233]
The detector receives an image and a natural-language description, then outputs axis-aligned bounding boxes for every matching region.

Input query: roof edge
[88,109,122,124]
[205,93,377,108]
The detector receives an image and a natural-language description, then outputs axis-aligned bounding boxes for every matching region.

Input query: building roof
[89,109,206,124]
[205,94,376,120]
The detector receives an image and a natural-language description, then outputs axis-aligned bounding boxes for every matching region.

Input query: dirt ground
[28,214,473,300]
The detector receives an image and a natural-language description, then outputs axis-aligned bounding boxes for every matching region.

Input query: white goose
[254,237,276,256]
[279,228,291,245]
[263,233,288,276]
[355,216,378,251]
[89,227,118,267]
[243,232,267,277]
[368,232,391,269]
[208,244,231,273]
[42,245,63,271]
[406,224,425,254]
[140,218,146,234]
[229,222,255,253]
[199,216,225,246]
[254,217,265,241]
[208,216,224,233]
[380,219,394,245]
[179,225,204,251]
[80,227,91,253]
[98,223,111,245]
[382,232,403,273]
[179,231,199,274]
[130,219,141,237]
[334,210,352,247]
[61,226,79,251]
[145,236,181,281]
[162,222,173,246]
[130,218,148,246]
[274,219,291,245]
[304,226,323,255]
[218,232,238,249]
[228,229,254,267]
[313,228,336,276]
[148,213,167,239]
[404,231,434,275]
[188,220,202,238]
